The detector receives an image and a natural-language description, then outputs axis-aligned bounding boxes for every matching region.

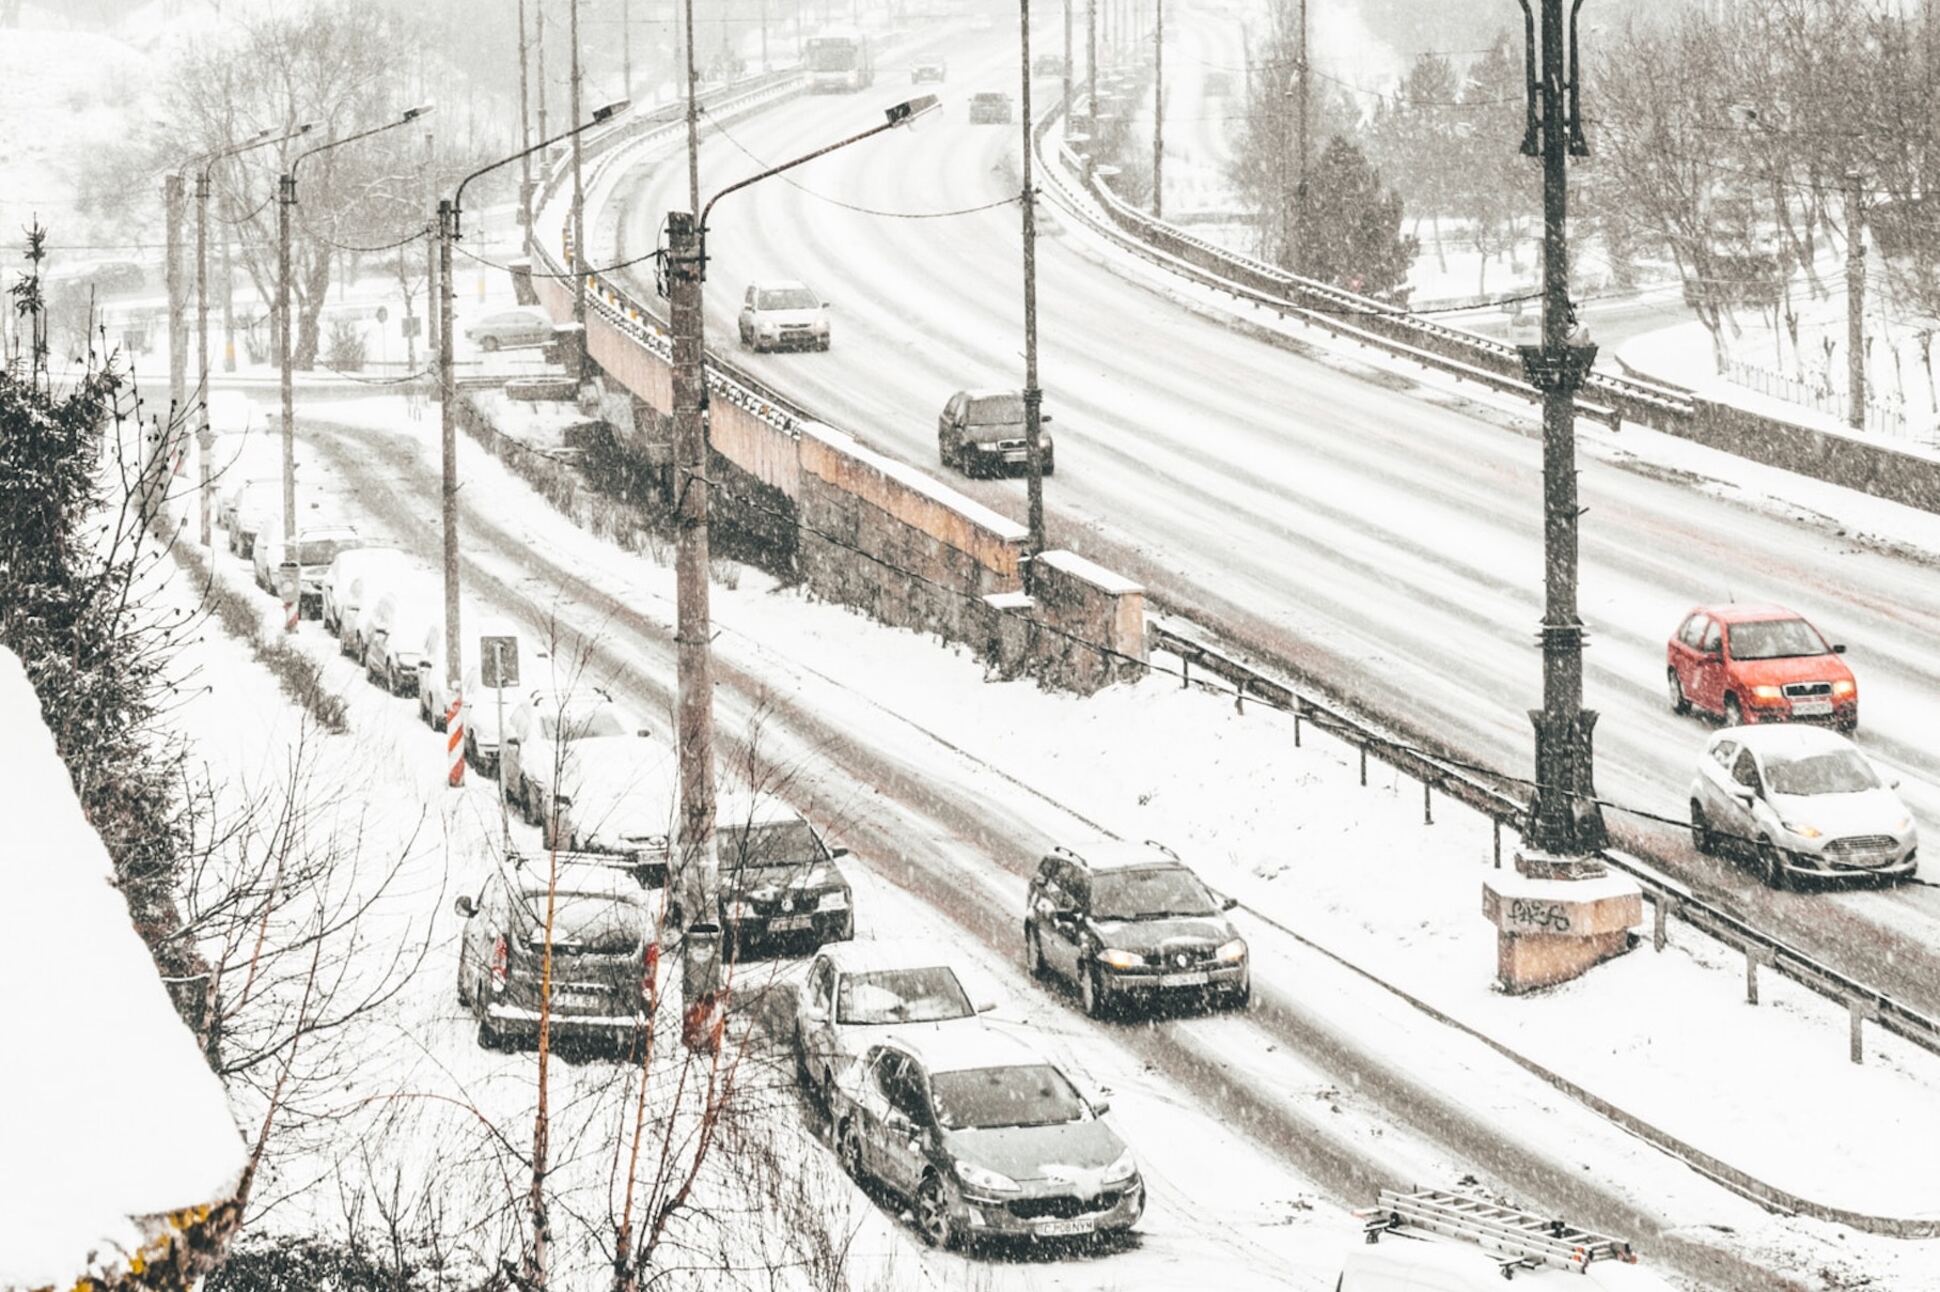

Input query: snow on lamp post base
[1483,850,1641,993]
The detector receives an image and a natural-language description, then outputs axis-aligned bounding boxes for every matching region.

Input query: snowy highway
[596,33,1940,1018]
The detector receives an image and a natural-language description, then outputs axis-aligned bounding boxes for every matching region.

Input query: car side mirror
[975,999,996,1014]
[1731,783,1757,803]
[505,735,521,746]
[454,895,477,919]
[830,847,851,859]
[1040,412,1053,424]
[1832,643,1848,654]
[1052,909,1078,931]
[1090,1098,1111,1117]
[1220,894,1239,911]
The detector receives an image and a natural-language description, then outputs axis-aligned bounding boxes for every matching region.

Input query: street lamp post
[666,93,938,1050]
[1019,0,1046,570]
[439,100,630,789]
[192,127,303,550]
[279,106,434,550]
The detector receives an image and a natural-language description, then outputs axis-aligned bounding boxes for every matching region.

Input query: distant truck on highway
[805,31,873,92]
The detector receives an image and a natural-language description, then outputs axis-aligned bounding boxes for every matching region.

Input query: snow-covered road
[594,34,1940,1021]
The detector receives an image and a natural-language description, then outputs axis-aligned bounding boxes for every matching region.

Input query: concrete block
[1483,866,1643,994]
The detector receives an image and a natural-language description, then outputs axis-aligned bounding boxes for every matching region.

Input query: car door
[1723,746,1764,838]
[854,1050,905,1183]
[874,1054,934,1196]
[1045,862,1088,981]
[798,956,838,1080]
[1692,617,1726,713]
[1669,612,1704,695]
[738,287,756,338]
[937,393,963,449]
[459,873,499,1007]
[1697,738,1738,824]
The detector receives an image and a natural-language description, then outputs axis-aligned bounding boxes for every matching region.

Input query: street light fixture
[665,93,934,1051]
[434,98,629,790]
[277,103,437,559]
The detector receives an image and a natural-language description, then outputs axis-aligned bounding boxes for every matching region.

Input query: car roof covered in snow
[1056,838,1185,873]
[884,1021,1047,1075]
[1696,602,1805,624]
[714,791,812,831]
[1721,723,1859,759]
[818,939,964,977]
[750,278,812,294]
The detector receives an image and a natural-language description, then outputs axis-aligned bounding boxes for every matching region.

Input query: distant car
[795,939,992,1105]
[1667,604,1856,732]
[737,280,831,353]
[1025,839,1248,1016]
[911,57,947,84]
[1689,725,1917,887]
[937,389,1054,476]
[362,588,442,695]
[829,1026,1143,1249]
[967,90,1013,124]
[454,851,666,1049]
[552,734,679,854]
[286,526,365,618]
[227,481,281,560]
[677,795,854,954]
[417,614,542,754]
[464,307,555,353]
[320,545,406,639]
[217,474,274,535]
[1031,53,1066,77]
[250,529,285,593]
[343,563,434,666]
[500,688,643,827]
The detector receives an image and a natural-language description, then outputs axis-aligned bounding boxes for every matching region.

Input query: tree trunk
[295,246,330,369]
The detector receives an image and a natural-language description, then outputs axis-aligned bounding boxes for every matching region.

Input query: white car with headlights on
[1690,724,1917,887]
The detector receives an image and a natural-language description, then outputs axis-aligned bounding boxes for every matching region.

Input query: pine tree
[1296,135,1420,301]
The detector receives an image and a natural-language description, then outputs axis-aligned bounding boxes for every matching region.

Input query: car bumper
[1741,696,1858,727]
[1777,842,1917,879]
[753,331,827,350]
[484,1000,645,1038]
[955,1178,1144,1240]
[726,908,851,944]
[1097,962,1248,997]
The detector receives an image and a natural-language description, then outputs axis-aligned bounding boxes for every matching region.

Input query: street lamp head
[592,99,631,124]
[401,102,436,123]
[885,94,940,128]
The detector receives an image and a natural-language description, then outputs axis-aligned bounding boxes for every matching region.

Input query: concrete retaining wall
[1688,397,1940,515]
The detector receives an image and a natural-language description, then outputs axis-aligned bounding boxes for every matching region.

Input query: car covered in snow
[417,614,543,756]
[829,1026,1143,1248]
[937,389,1054,476]
[284,526,366,617]
[795,939,993,1106]
[321,545,408,641]
[464,306,555,353]
[361,587,442,696]
[1689,724,1917,887]
[499,688,646,827]
[249,528,286,593]
[967,90,1013,124]
[910,56,947,84]
[340,559,431,663]
[550,733,678,854]
[737,280,831,353]
[224,480,281,560]
[453,851,667,1050]
[1666,603,1857,732]
[1024,839,1248,1016]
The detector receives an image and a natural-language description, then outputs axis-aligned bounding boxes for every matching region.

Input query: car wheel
[1042,453,1055,477]
[520,776,539,825]
[1226,977,1252,1011]
[480,336,500,353]
[1080,960,1108,1019]
[1756,837,1790,890]
[1026,925,1048,979]
[1690,799,1716,855]
[915,1173,959,1250]
[836,1118,867,1182]
[477,1012,505,1051]
[1724,694,1745,728]
[1667,668,1689,715]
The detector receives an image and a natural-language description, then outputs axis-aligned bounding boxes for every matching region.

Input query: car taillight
[490,935,508,993]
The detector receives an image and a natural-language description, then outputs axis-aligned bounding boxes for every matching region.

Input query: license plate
[1034,1216,1097,1237]
[556,992,604,1010]
[770,914,814,932]
[1793,699,1833,716]
[1003,451,1027,462]
[1159,971,1209,988]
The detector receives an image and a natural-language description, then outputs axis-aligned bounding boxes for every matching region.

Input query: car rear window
[516,889,643,953]
[966,395,1025,425]
[1729,618,1829,660]
[837,967,972,1025]
[930,1063,1085,1130]
[1765,750,1879,796]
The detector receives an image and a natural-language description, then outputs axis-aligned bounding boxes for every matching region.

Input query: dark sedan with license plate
[703,799,855,954]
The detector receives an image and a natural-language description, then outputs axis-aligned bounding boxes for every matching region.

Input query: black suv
[1023,840,1248,1016]
[454,851,663,1050]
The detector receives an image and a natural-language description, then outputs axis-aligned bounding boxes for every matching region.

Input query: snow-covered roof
[715,790,810,831]
[1725,723,1860,759]
[889,1020,1048,1075]
[819,938,965,977]
[1701,602,1804,624]
[1057,837,1184,873]
[0,647,244,1288]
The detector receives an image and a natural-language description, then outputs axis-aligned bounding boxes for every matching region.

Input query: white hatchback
[795,939,993,1106]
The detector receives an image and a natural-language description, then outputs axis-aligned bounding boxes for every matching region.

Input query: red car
[1666,604,1857,732]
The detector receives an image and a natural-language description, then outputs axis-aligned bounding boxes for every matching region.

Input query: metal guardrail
[1147,616,1940,1065]
[1036,99,1696,434]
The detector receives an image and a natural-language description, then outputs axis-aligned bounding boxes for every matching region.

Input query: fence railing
[1720,356,1912,440]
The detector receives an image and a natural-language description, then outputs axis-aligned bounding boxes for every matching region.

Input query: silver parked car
[465,307,555,352]
[830,1026,1143,1249]
[1690,724,1918,886]
[737,280,831,353]
[795,939,992,1105]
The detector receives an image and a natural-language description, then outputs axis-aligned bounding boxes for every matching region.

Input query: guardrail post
[1492,819,1502,868]
[1179,653,1190,688]
[1745,946,1773,1005]
[1293,708,1301,747]
[1850,998,1876,1064]
[1234,678,1245,715]
[1652,892,1673,952]
[1423,779,1433,825]
[1359,742,1368,787]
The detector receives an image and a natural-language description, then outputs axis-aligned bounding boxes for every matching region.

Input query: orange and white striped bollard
[447,694,465,788]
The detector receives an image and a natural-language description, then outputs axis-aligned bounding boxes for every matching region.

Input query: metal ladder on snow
[1361,1187,1638,1278]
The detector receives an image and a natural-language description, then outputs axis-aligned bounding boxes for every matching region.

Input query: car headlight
[1100,1148,1137,1186]
[957,1162,1020,1195]
[817,890,849,912]
[1215,937,1247,963]
[1097,948,1142,970]
[1782,820,1822,839]
[1833,679,1856,697]
[1751,685,1784,700]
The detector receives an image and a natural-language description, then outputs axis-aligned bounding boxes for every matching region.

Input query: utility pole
[519,0,535,249]
[1291,0,1309,273]
[622,0,633,101]
[685,0,701,216]
[1847,170,1866,432]
[276,166,297,542]
[1085,0,1098,174]
[165,172,187,489]
[1151,0,1163,218]
[536,0,549,151]
[194,166,213,547]
[761,0,770,72]
[1516,0,1604,857]
[1021,0,1046,570]
[665,209,722,1047]
[570,0,587,349]
[1063,0,1073,116]
[439,196,463,788]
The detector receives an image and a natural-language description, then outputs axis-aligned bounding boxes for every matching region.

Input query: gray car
[937,389,1055,477]
[465,307,555,352]
[831,1025,1143,1249]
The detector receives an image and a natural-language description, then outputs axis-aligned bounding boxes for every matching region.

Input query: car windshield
[1091,866,1217,921]
[296,536,359,566]
[1766,750,1880,796]
[757,287,818,311]
[515,889,641,953]
[930,1064,1085,1130]
[837,967,973,1025]
[539,706,629,740]
[966,395,1025,425]
[1730,618,1829,660]
[720,818,823,870]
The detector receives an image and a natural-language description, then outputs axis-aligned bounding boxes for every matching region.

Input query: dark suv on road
[1024,840,1248,1016]
[454,852,664,1050]
[937,389,1055,477]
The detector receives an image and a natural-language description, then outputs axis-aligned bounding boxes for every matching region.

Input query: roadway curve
[596,33,1940,1017]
